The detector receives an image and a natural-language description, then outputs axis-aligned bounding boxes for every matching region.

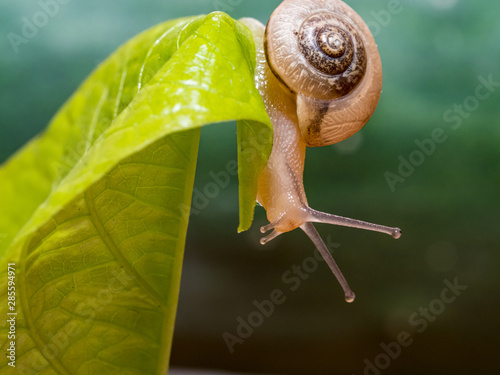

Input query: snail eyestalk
[301,222,355,303]
[259,211,401,301]
[308,209,402,239]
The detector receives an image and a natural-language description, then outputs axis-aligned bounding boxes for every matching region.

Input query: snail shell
[264,0,383,147]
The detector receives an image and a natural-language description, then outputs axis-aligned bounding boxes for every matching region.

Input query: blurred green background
[1,0,499,374]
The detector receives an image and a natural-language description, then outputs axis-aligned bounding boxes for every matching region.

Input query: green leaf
[0,12,271,374]
[236,18,272,232]
[237,119,272,232]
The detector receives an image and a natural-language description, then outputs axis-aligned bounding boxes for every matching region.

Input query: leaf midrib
[19,241,72,375]
[84,190,165,308]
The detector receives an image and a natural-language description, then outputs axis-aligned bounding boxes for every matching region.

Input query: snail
[242,0,401,302]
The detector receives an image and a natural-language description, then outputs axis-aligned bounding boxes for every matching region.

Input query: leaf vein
[84,191,165,307]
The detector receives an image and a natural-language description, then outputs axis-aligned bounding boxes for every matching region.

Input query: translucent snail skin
[242,0,401,303]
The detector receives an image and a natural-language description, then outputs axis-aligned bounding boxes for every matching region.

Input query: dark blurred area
[1,1,499,374]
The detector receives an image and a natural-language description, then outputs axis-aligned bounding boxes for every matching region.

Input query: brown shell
[297,13,367,98]
[265,0,383,146]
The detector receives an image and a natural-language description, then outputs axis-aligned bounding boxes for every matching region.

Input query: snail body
[242,0,400,302]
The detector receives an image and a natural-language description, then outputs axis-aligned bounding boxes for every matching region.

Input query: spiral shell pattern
[265,0,370,100]
[297,13,366,97]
